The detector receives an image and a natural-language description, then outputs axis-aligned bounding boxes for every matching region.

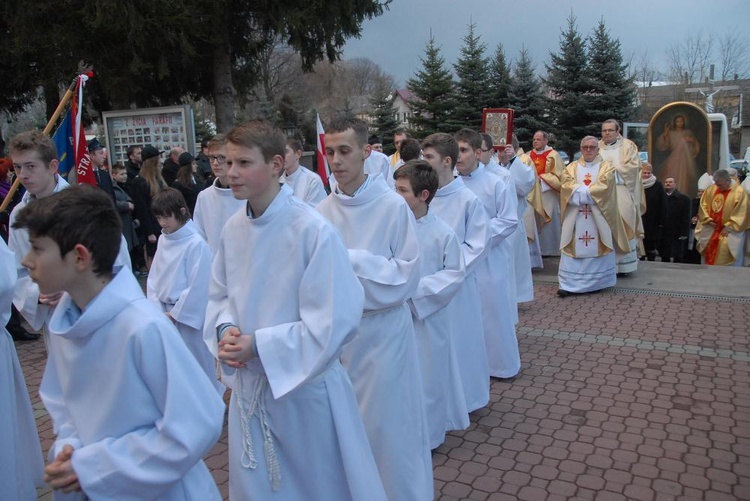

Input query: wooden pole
[1,79,77,213]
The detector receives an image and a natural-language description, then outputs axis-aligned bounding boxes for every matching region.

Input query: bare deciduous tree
[717,28,749,81]
[665,33,714,84]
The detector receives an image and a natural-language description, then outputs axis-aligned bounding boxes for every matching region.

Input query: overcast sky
[343,0,750,87]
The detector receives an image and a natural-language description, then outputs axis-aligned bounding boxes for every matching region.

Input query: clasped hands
[45,444,81,494]
[218,327,255,368]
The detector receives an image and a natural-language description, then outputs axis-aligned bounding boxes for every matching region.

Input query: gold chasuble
[529,148,564,222]
[560,159,630,258]
[694,184,750,265]
[518,150,547,240]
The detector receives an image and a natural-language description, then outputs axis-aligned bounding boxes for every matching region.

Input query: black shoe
[11,330,40,342]
[616,272,630,277]
[557,289,570,298]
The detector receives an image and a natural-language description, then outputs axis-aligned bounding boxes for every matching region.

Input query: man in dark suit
[660,176,691,262]
[88,138,115,201]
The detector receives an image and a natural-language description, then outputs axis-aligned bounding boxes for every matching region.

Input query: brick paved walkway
[16,281,750,500]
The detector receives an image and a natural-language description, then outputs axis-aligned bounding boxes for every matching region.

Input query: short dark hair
[480,133,494,150]
[454,129,482,150]
[151,188,191,223]
[201,139,210,149]
[111,163,126,173]
[393,160,439,205]
[602,119,621,132]
[226,120,286,163]
[9,130,57,165]
[12,185,121,275]
[126,144,142,159]
[422,133,458,168]
[286,138,303,153]
[399,138,421,162]
[394,129,410,139]
[326,117,368,148]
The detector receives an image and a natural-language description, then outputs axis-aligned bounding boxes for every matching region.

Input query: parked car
[559,151,569,164]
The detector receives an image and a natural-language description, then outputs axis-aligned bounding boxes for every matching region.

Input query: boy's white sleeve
[347,202,420,310]
[203,236,235,358]
[39,347,83,459]
[256,227,365,399]
[169,241,212,331]
[488,177,518,246]
[307,175,328,206]
[69,322,225,500]
[409,231,465,320]
[462,199,491,274]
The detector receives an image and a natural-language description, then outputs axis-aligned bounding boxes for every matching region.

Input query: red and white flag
[72,74,96,186]
[315,114,330,186]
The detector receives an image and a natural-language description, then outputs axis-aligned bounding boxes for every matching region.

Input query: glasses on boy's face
[209,155,227,164]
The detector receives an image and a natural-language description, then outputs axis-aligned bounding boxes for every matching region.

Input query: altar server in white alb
[280,138,327,206]
[0,238,44,501]
[8,131,130,332]
[317,117,432,501]
[147,188,222,392]
[13,186,225,501]
[489,135,537,304]
[205,120,386,500]
[455,128,521,379]
[422,132,490,413]
[558,137,630,296]
[193,134,245,255]
[394,160,468,450]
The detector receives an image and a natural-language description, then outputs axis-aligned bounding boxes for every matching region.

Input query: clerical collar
[603,136,622,147]
[459,163,481,177]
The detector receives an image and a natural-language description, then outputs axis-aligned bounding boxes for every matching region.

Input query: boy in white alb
[204,120,385,500]
[394,160,468,449]
[8,130,131,332]
[316,117,432,501]
[147,188,222,392]
[0,238,44,500]
[13,186,224,500]
[421,132,491,413]
[454,128,521,380]
[280,138,327,206]
[193,134,245,255]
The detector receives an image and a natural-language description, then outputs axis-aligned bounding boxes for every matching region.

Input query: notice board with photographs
[102,105,196,165]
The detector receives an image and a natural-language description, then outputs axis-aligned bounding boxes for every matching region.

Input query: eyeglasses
[581,145,598,151]
[601,128,617,133]
[209,155,227,164]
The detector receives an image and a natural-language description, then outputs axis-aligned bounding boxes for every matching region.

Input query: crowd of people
[1,114,749,500]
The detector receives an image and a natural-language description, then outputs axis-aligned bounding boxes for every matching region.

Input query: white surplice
[9,176,131,330]
[147,220,221,392]
[558,161,617,293]
[0,240,43,501]
[193,178,245,255]
[409,212,468,449]
[492,157,537,303]
[205,185,386,501]
[461,165,521,379]
[280,166,327,206]
[430,176,491,412]
[316,175,432,501]
[43,267,225,501]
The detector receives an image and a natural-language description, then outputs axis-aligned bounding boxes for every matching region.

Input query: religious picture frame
[648,101,710,199]
[482,108,514,150]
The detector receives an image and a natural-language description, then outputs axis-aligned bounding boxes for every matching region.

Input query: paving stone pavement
[16,279,750,500]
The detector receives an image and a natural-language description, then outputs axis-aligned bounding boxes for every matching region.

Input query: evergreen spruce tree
[508,48,550,150]
[587,19,636,131]
[369,84,399,152]
[450,23,492,130]
[407,34,456,136]
[544,13,594,157]
[488,43,512,108]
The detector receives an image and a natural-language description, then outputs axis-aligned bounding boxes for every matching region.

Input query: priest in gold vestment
[529,131,566,256]
[558,137,629,296]
[694,169,750,266]
[598,119,645,275]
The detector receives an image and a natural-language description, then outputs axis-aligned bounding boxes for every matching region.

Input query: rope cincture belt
[235,371,281,491]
